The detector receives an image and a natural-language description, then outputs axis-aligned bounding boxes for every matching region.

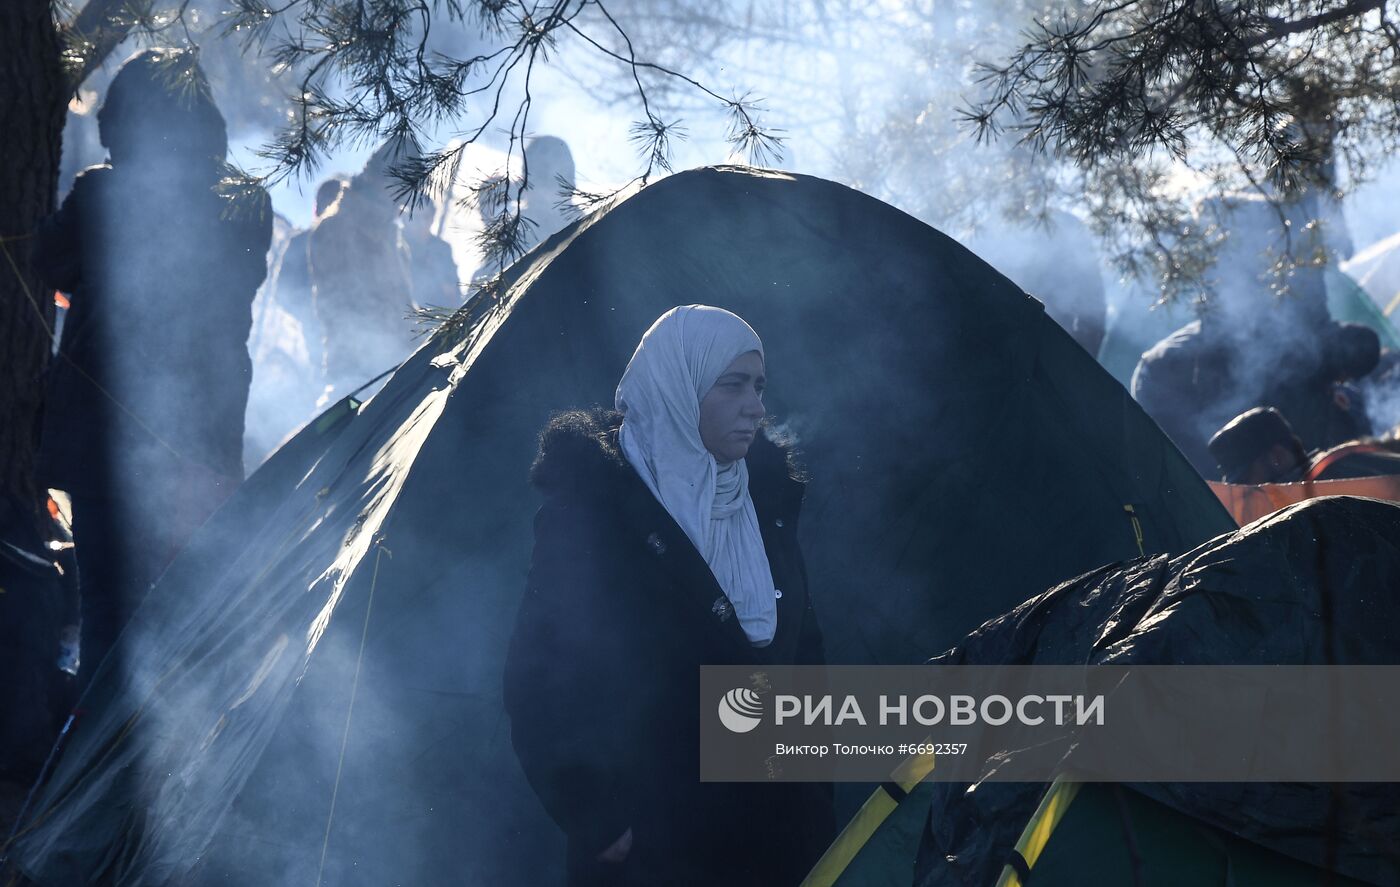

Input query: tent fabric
[801,741,935,886]
[912,495,1400,887]
[1341,232,1400,321]
[1325,267,1400,351]
[3,166,1230,886]
[995,780,1375,887]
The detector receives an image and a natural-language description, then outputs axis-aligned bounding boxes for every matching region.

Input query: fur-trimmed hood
[530,407,805,510]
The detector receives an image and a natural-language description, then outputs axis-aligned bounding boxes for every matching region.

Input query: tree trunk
[0,0,67,828]
[0,0,64,511]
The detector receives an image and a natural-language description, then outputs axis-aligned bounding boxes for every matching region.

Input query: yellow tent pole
[993,777,1082,887]
[799,748,936,887]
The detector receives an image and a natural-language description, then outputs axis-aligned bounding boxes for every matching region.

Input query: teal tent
[1326,266,1400,350]
[3,167,1231,886]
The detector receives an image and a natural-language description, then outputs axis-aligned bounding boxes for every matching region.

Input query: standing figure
[401,200,462,307]
[1132,301,1378,475]
[242,180,346,465]
[273,176,347,373]
[1131,192,1379,476]
[309,143,416,401]
[504,305,834,886]
[521,135,577,247]
[35,48,272,683]
[468,173,512,291]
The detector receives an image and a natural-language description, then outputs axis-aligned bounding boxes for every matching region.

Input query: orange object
[1304,443,1390,482]
[54,291,70,309]
[1208,476,1400,527]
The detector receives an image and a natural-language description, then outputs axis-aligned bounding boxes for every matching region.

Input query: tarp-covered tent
[904,495,1400,887]
[2,167,1232,886]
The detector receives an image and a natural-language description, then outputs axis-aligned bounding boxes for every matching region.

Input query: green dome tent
[2,167,1231,886]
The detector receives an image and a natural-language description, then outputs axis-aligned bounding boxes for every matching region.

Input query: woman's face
[699,350,766,462]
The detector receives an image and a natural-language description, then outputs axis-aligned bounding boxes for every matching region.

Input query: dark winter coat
[36,48,270,498]
[403,224,461,308]
[503,408,834,886]
[308,178,415,396]
[1130,321,1242,475]
[36,161,271,497]
[1132,319,1372,477]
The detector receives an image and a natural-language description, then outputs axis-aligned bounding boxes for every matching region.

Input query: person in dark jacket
[504,305,834,886]
[35,48,272,684]
[271,176,347,372]
[1132,307,1378,477]
[522,135,577,248]
[308,141,416,401]
[1130,192,1378,476]
[400,199,461,307]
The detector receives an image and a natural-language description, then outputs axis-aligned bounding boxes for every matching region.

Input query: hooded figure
[504,305,833,886]
[35,48,272,684]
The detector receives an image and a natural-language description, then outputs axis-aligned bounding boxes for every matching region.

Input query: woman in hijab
[504,305,834,886]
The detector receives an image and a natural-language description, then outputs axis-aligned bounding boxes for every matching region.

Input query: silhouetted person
[465,140,574,297]
[401,200,461,307]
[1131,309,1372,470]
[521,135,577,247]
[1134,308,1376,476]
[35,48,272,684]
[309,142,416,401]
[1283,322,1379,442]
[1131,193,1379,476]
[243,187,345,467]
[273,176,347,371]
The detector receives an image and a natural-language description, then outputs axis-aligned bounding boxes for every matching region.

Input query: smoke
[211,0,1400,468]
[31,5,1400,885]
[1343,156,1400,255]
[1363,378,1400,437]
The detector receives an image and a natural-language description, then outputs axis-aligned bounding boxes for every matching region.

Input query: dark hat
[1208,407,1304,483]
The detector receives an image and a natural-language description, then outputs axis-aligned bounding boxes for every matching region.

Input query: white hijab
[615,305,778,646]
